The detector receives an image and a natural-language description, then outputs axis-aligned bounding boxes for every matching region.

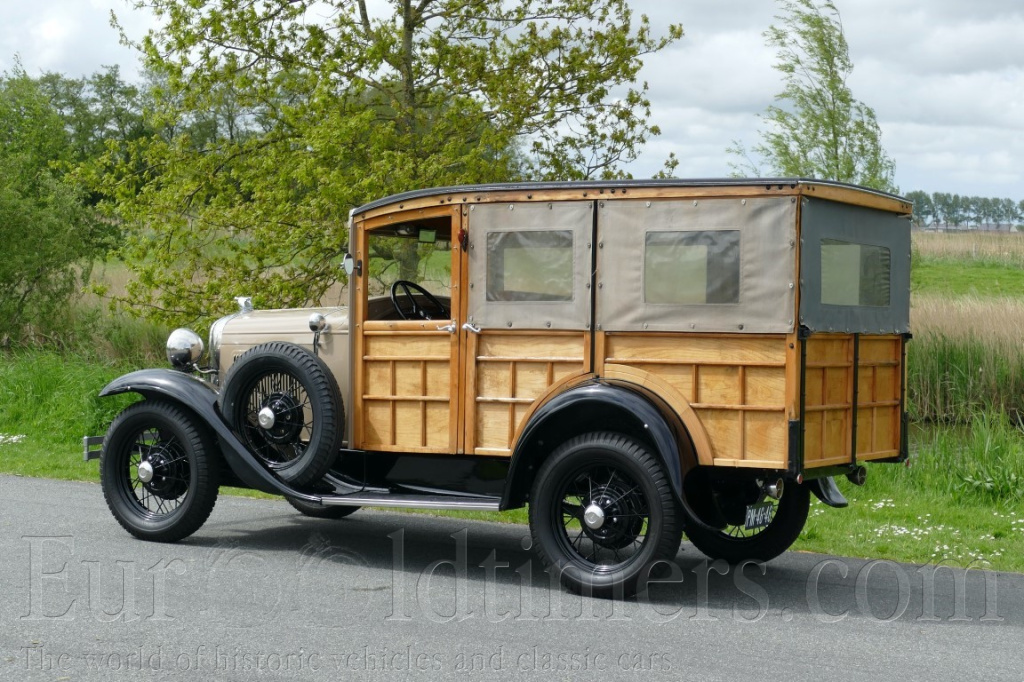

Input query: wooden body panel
[359,322,458,453]
[600,333,790,469]
[465,331,589,456]
[597,331,903,471]
[344,181,908,475]
[803,335,902,466]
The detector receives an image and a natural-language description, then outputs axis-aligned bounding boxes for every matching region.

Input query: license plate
[744,502,774,530]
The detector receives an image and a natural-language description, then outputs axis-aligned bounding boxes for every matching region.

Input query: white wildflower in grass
[873,524,933,540]
[0,433,26,446]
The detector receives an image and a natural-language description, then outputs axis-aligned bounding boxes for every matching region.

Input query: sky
[2,0,1022,199]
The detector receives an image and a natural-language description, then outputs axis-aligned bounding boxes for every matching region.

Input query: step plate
[320,494,501,511]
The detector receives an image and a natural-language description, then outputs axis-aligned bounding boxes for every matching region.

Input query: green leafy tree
[0,68,103,344]
[91,0,682,324]
[905,190,932,228]
[38,66,149,166]
[729,0,896,192]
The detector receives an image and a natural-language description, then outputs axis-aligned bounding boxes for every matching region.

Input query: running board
[320,493,501,511]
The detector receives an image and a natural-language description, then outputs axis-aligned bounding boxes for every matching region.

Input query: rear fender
[99,369,319,502]
[502,380,716,528]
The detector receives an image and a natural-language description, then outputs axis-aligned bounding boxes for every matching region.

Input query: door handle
[437,321,457,334]
[462,322,481,334]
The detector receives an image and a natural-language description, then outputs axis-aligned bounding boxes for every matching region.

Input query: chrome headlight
[166,328,204,370]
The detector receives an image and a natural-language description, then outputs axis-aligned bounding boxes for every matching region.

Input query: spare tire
[221,342,343,485]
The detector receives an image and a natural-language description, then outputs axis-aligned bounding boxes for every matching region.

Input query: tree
[904,190,933,228]
[0,68,103,344]
[729,0,896,193]
[91,0,682,324]
[38,66,149,166]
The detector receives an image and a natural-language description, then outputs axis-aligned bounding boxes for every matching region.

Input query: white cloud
[0,0,1021,198]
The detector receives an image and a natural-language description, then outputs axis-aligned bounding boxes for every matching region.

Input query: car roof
[350,178,909,218]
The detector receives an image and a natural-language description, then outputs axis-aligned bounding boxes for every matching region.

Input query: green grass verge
[912,259,1024,297]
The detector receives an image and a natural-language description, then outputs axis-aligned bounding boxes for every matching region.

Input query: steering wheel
[389,280,448,320]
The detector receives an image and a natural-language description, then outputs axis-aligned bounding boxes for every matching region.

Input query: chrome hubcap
[583,503,606,530]
[258,406,277,430]
[137,460,155,484]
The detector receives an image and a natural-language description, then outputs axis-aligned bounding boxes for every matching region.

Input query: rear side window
[644,230,740,305]
[820,239,891,307]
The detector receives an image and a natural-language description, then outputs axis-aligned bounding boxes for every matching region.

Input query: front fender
[99,369,319,502]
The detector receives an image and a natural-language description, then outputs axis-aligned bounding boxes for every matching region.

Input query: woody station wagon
[86,179,912,596]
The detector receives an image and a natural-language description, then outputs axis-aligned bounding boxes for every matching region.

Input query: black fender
[99,369,320,503]
[807,476,848,508]
[501,379,714,527]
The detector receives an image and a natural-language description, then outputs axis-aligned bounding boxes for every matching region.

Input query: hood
[221,307,350,336]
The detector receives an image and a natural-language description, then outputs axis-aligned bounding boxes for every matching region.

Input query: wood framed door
[461,201,594,456]
[351,205,464,454]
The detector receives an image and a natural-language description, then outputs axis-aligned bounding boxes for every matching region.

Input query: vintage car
[86,179,912,597]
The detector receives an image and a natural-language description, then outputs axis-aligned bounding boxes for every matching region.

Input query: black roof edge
[349,178,909,218]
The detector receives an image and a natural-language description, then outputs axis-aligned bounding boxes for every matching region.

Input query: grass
[914,230,1024,267]
[796,416,1024,571]
[912,260,1024,297]
[0,352,139,479]
[912,231,1024,297]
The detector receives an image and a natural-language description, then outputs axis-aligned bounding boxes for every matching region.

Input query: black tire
[528,432,682,598]
[100,400,219,542]
[221,342,343,486]
[684,481,810,563]
[286,497,360,519]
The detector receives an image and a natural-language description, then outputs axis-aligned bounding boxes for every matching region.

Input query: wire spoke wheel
[556,465,650,569]
[238,371,314,466]
[100,401,218,542]
[222,342,343,486]
[529,432,682,598]
[684,478,810,564]
[126,428,190,517]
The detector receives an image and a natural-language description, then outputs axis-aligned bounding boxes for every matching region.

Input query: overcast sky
[2,0,1022,199]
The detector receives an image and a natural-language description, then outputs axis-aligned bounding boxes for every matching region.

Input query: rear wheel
[529,432,682,598]
[684,479,810,563]
[221,342,343,486]
[100,401,219,542]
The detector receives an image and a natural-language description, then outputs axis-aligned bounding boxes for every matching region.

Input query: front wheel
[684,480,810,564]
[100,400,219,542]
[529,432,682,598]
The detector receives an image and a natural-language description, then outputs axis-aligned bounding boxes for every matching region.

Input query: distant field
[912,231,1024,297]
[914,230,1024,266]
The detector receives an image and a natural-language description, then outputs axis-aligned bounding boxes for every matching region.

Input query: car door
[350,205,464,454]
[461,200,594,456]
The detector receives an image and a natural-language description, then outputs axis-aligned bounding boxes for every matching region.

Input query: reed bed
[909,295,1024,422]
[913,230,1024,266]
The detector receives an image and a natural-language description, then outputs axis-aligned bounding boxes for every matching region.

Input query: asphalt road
[1,475,1022,681]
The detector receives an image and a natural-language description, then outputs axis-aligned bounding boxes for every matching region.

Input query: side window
[467,201,592,331]
[644,230,740,305]
[486,230,574,302]
[820,239,890,307]
[367,233,452,297]
[597,198,797,334]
